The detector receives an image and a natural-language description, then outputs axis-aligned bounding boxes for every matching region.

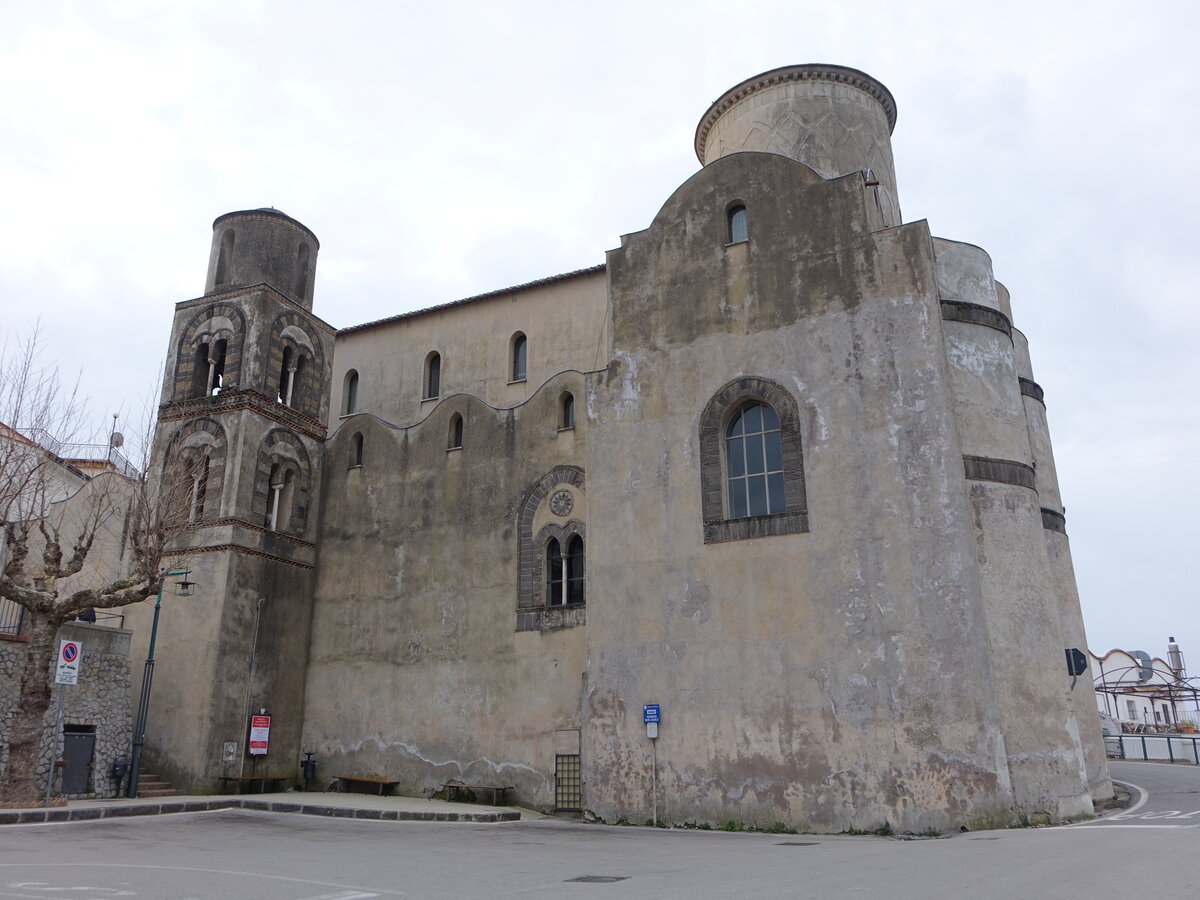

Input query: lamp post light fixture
[126,569,194,798]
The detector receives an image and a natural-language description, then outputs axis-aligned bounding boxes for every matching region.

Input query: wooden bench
[219,775,290,794]
[329,774,399,796]
[441,781,514,806]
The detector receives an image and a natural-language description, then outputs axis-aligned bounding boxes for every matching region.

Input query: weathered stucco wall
[330,269,608,429]
[583,151,1021,833]
[302,372,590,805]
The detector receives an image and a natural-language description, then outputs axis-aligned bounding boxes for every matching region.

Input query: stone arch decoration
[173,304,246,401]
[250,427,312,537]
[698,375,808,543]
[164,417,228,524]
[516,465,585,632]
[265,313,326,419]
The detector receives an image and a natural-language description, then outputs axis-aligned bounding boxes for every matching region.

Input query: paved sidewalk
[0,790,532,826]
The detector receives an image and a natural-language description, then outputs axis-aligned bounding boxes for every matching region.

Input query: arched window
[728,205,748,243]
[344,370,359,414]
[351,432,364,467]
[560,392,575,430]
[546,538,563,606]
[699,377,807,543]
[266,463,295,531]
[194,338,227,397]
[725,401,784,518]
[188,453,211,524]
[511,333,527,382]
[294,242,310,299]
[424,352,441,400]
[448,413,463,450]
[215,229,234,284]
[565,535,584,605]
[278,347,294,404]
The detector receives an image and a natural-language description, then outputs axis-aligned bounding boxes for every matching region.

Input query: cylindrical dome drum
[695,64,901,226]
[205,208,320,310]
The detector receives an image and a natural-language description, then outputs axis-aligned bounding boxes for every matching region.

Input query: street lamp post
[126,569,194,798]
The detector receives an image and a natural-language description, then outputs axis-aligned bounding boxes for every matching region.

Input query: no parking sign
[55,640,82,685]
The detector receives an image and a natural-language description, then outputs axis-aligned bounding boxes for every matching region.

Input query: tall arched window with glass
[725,401,784,517]
[728,205,748,243]
[546,538,564,605]
[425,352,441,400]
[565,536,584,605]
[512,333,527,382]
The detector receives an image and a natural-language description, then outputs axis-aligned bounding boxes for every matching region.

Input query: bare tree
[0,333,190,804]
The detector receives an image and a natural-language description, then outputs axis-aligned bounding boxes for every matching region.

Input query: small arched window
[725,401,784,518]
[425,352,441,400]
[560,392,575,430]
[448,413,463,450]
[728,205,748,244]
[344,370,359,415]
[511,333,527,382]
[351,432,364,467]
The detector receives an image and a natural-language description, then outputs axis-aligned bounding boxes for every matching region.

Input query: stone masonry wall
[0,621,132,799]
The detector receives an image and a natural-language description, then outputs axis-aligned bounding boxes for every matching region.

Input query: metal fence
[0,596,24,636]
[1105,734,1200,765]
[16,427,140,478]
[0,600,122,636]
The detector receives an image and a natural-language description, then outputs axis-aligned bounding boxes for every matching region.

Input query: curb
[0,798,521,826]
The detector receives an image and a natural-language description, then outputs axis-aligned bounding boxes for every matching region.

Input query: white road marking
[0,866,403,898]
[4,887,134,896]
[1068,779,1148,826]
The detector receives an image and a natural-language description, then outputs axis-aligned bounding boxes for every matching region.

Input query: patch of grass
[720,820,743,832]
[920,827,941,838]
[765,821,798,835]
[844,822,894,837]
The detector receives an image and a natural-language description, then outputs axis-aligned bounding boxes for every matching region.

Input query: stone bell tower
[126,208,334,792]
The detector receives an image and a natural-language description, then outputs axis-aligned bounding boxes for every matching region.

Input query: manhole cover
[566,876,630,883]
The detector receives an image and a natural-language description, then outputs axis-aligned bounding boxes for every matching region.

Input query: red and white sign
[55,640,82,685]
[248,715,271,756]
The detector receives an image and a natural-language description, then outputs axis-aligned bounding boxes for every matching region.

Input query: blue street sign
[643,704,660,724]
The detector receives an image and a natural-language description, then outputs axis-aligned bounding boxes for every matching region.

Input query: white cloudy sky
[2,0,1197,669]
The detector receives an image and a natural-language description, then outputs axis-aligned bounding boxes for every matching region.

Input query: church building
[130,64,1111,833]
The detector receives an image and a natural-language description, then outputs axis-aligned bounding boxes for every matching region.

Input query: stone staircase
[135,772,181,798]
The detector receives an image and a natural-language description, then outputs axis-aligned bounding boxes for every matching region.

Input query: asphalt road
[0,763,1195,899]
[1075,759,1200,828]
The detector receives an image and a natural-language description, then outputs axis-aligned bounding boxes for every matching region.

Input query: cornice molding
[165,543,314,571]
[159,390,326,442]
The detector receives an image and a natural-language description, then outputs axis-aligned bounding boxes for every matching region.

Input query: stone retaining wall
[0,621,133,799]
